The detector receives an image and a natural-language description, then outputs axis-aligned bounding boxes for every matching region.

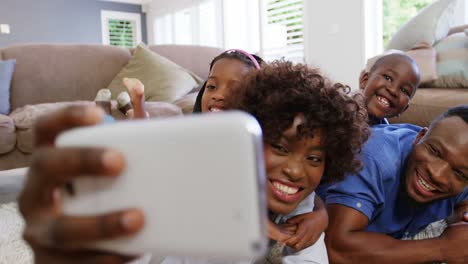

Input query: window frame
[101,10,142,47]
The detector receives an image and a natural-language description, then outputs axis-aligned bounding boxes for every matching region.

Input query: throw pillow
[386,0,459,51]
[365,42,438,84]
[425,32,468,88]
[405,42,438,84]
[0,60,16,115]
[107,44,202,103]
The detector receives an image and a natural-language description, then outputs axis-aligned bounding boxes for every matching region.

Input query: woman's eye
[206,85,216,90]
[271,143,288,153]
[400,87,411,97]
[383,74,392,82]
[307,156,323,163]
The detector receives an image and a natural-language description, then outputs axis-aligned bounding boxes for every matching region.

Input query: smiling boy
[324,105,468,264]
[359,53,421,125]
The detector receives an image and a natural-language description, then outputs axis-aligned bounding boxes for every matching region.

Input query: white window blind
[152,0,222,47]
[101,11,142,48]
[260,0,304,62]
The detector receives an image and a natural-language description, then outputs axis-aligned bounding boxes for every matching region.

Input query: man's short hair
[431,105,468,128]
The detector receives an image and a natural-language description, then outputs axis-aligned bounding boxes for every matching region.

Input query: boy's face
[360,56,420,119]
[264,114,325,215]
[405,116,468,203]
[201,58,251,113]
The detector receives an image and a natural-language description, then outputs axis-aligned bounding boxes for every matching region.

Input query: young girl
[18,60,370,263]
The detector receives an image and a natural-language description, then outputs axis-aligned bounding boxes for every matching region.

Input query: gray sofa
[0,44,223,170]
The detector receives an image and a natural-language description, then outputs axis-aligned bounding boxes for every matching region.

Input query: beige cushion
[173,91,198,114]
[0,114,15,154]
[387,0,458,51]
[425,32,468,88]
[108,44,202,103]
[145,101,183,118]
[10,101,183,154]
[10,101,94,153]
[365,43,438,84]
[405,42,438,84]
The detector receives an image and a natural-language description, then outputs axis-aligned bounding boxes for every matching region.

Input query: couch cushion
[108,44,202,103]
[0,60,15,115]
[386,0,458,51]
[10,101,182,154]
[10,101,95,153]
[148,45,224,80]
[388,88,468,127]
[424,32,468,88]
[1,44,131,111]
[365,43,438,84]
[173,91,198,114]
[0,114,15,155]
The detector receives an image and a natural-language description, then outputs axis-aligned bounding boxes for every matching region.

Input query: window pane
[174,9,192,45]
[198,0,217,46]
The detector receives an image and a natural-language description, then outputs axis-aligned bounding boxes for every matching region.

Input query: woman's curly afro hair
[227,60,370,183]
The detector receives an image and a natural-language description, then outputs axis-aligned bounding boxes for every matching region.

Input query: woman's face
[263,114,326,215]
[201,58,252,113]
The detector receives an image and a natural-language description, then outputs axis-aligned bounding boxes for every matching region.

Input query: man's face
[405,116,468,203]
[264,114,326,215]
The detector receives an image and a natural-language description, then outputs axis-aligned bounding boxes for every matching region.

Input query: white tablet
[57,111,267,260]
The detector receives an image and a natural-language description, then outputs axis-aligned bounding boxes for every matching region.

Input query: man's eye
[400,87,411,97]
[271,143,288,153]
[453,169,467,181]
[429,144,441,157]
[383,74,392,82]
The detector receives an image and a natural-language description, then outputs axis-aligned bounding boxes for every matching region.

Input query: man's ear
[414,127,428,145]
[359,70,369,91]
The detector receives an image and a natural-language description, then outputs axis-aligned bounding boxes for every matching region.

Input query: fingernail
[101,151,123,173]
[121,210,142,230]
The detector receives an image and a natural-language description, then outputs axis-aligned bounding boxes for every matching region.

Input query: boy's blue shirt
[322,124,468,239]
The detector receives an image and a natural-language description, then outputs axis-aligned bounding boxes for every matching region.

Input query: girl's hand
[282,196,328,251]
[18,105,145,264]
[267,219,296,243]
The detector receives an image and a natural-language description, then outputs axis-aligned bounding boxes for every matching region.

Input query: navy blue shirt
[324,124,468,239]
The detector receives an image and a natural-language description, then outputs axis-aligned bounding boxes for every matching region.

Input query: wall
[304,0,369,90]
[0,0,147,47]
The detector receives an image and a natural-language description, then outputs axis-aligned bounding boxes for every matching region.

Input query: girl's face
[201,58,252,113]
[263,114,326,215]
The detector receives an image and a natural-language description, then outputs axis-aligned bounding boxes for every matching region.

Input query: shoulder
[363,124,421,158]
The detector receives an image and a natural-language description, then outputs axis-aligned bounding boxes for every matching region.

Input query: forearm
[325,230,444,264]
[313,196,328,232]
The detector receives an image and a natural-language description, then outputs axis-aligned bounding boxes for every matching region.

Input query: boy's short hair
[227,60,370,182]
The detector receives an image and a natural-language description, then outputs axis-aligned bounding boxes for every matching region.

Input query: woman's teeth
[418,176,436,192]
[273,181,299,195]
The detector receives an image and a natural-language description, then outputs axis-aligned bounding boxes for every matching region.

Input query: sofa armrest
[0,114,16,155]
[0,167,27,204]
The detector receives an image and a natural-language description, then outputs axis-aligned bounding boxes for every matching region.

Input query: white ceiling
[98,0,151,5]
